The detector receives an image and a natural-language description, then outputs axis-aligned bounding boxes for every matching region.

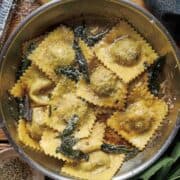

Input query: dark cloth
[144,0,180,43]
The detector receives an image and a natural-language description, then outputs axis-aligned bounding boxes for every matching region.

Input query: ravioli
[46,93,95,139]
[50,76,76,105]
[61,151,125,180]
[18,119,41,151]
[107,85,168,150]
[32,106,48,126]
[11,20,170,180]
[10,65,54,105]
[91,105,114,116]
[40,129,74,162]
[26,106,48,141]
[77,40,127,109]
[73,122,105,153]
[104,127,130,146]
[28,26,75,82]
[94,21,158,83]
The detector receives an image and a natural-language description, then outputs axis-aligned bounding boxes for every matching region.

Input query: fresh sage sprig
[139,142,180,180]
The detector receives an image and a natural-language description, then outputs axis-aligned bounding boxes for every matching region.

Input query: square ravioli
[10,65,54,106]
[46,93,96,139]
[77,40,127,109]
[107,85,168,150]
[18,119,41,151]
[28,26,75,82]
[73,122,105,153]
[40,129,74,162]
[61,151,125,180]
[10,20,170,179]
[94,21,158,83]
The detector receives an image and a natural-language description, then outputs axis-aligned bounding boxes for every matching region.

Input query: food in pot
[9,19,168,180]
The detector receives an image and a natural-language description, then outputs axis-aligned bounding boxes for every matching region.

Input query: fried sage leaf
[101,143,138,159]
[85,29,109,46]
[18,94,32,122]
[55,66,80,82]
[7,93,19,120]
[16,57,31,80]
[7,93,32,122]
[74,25,109,46]
[74,25,86,39]
[73,40,90,83]
[101,143,135,153]
[16,42,37,80]
[56,135,88,161]
[56,115,89,161]
[148,56,166,96]
[61,114,80,137]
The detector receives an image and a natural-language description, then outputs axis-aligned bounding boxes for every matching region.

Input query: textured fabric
[144,0,180,42]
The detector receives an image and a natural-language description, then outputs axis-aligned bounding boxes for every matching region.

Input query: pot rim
[0,0,179,179]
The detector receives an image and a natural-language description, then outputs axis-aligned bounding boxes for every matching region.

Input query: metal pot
[0,0,179,179]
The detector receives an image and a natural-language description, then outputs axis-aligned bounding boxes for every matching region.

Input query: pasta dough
[61,151,125,180]
[18,119,41,151]
[28,26,75,82]
[46,93,95,139]
[73,122,105,153]
[77,40,127,109]
[10,65,54,106]
[94,21,158,83]
[107,85,168,150]
[40,129,74,162]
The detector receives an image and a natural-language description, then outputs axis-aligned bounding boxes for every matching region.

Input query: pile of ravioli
[10,21,168,180]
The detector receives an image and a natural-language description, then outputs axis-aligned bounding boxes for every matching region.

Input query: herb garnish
[148,56,166,96]
[16,42,37,80]
[74,25,85,39]
[7,93,19,120]
[16,57,31,80]
[73,40,90,83]
[61,114,80,137]
[18,94,32,122]
[55,66,81,82]
[72,23,110,81]
[56,23,109,82]
[74,25,109,46]
[7,93,32,121]
[85,29,109,46]
[101,143,138,159]
[56,115,89,161]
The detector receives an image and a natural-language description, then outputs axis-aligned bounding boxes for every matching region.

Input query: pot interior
[0,0,179,179]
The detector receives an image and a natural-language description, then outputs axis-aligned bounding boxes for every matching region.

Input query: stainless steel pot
[0,0,180,179]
